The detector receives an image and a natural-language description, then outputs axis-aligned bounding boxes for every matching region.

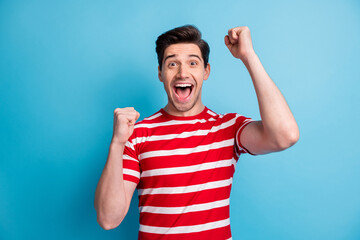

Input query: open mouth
[173,83,194,101]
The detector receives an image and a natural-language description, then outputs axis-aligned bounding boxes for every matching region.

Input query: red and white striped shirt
[123,107,253,239]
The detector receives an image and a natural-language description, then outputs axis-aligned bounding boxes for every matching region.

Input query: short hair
[155,25,210,70]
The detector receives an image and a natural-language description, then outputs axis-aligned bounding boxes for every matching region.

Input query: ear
[203,63,211,80]
[158,65,163,82]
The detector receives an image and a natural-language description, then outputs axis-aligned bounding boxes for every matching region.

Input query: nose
[176,64,190,79]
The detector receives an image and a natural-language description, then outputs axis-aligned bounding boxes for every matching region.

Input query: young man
[95,25,299,239]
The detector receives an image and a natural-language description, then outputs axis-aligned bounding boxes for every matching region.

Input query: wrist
[240,50,258,68]
[110,137,127,147]
[240,49,256,62]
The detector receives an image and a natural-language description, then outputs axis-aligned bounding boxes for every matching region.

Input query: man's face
[158,43,210,116]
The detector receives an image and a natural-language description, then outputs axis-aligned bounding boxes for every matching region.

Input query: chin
[168,99,196,113]
[173,103,194,112]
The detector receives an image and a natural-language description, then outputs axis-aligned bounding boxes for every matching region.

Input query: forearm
[95,141,128,229]
[243,51,299,147]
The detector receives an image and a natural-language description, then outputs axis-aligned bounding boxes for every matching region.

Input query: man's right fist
[112,107,140,145]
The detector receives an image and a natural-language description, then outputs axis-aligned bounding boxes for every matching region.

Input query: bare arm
[225,27,299,155]
[94,107,140,230]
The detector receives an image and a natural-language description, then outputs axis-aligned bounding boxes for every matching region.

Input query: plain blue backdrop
[1,0,359,239]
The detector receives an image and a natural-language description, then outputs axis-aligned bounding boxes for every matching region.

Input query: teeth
[175,83,192,87]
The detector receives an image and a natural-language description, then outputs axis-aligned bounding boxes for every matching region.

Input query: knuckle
[114,107,138,118]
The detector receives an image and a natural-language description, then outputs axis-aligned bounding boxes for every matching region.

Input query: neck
[164,103,205,117]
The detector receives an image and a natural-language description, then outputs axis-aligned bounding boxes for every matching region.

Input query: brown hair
[155,25,210,70]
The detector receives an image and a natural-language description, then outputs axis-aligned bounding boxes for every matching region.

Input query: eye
[168,62,177,67]
[190,61,198,66]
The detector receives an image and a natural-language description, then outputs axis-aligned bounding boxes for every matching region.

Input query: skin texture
[94,107,139,230]
[94,26,299,230]
[112,107,140,145]
[158,43,210,117]
[224,27,299,154]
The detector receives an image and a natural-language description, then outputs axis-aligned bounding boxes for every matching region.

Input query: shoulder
[209,109,245,122]
[210,109,253,130]
[134,110,164,127]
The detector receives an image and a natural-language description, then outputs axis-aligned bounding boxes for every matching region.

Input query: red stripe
[235,119,255,155]
[123,159,139,171]
[140,206,230,227]
[138,224,231,240]
[139,186,231,207]
[123,175,139,184]
[135,114,237,135]
[138,165,234,189]
[140,127,235,152]
[120,109,251,239]
[140,146,235,170]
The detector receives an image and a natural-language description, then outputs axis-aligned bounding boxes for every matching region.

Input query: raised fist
[112,107,140,145]
[224,26,255,61]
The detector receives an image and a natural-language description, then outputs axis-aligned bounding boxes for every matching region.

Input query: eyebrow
[163,54,202,63]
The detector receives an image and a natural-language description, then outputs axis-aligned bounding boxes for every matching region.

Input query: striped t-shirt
[123,107,253,240]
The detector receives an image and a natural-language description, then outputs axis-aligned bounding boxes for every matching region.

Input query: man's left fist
[224,26,255,61]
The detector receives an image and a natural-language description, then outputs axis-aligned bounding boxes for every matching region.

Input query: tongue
[176,87,191,100]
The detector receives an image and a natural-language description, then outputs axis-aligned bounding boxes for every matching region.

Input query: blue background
[1,0,359,239]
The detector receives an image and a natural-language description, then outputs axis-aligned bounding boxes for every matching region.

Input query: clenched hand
[112,107,140,145]
[224,26,255,62]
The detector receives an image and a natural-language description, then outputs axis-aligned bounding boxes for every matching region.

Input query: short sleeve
[234,114,256,156]
[122,135,140,185]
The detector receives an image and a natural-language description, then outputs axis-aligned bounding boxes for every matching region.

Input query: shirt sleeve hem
[123,175,140,185]
[236,120,257,156]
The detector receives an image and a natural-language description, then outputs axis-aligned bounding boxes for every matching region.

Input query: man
[95,25,299,239]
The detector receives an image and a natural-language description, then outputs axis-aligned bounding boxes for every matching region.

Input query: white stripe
[232,157,237,169]
[141,158,236,177]
[132,116,236,145]
[123,154,138,162]
[139,218,230,234]
[240,119,253,130]
[235,149,240,159]
[123,168,140,179]
[235,119,254,152]
[139,138,234,160]
[125,140,135,151]
[131,136,149,146]
[207,110,217,117]
[138,178,233,195]
[135,118,209,129]
[139,198,229,214]
[144,112,162,120]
